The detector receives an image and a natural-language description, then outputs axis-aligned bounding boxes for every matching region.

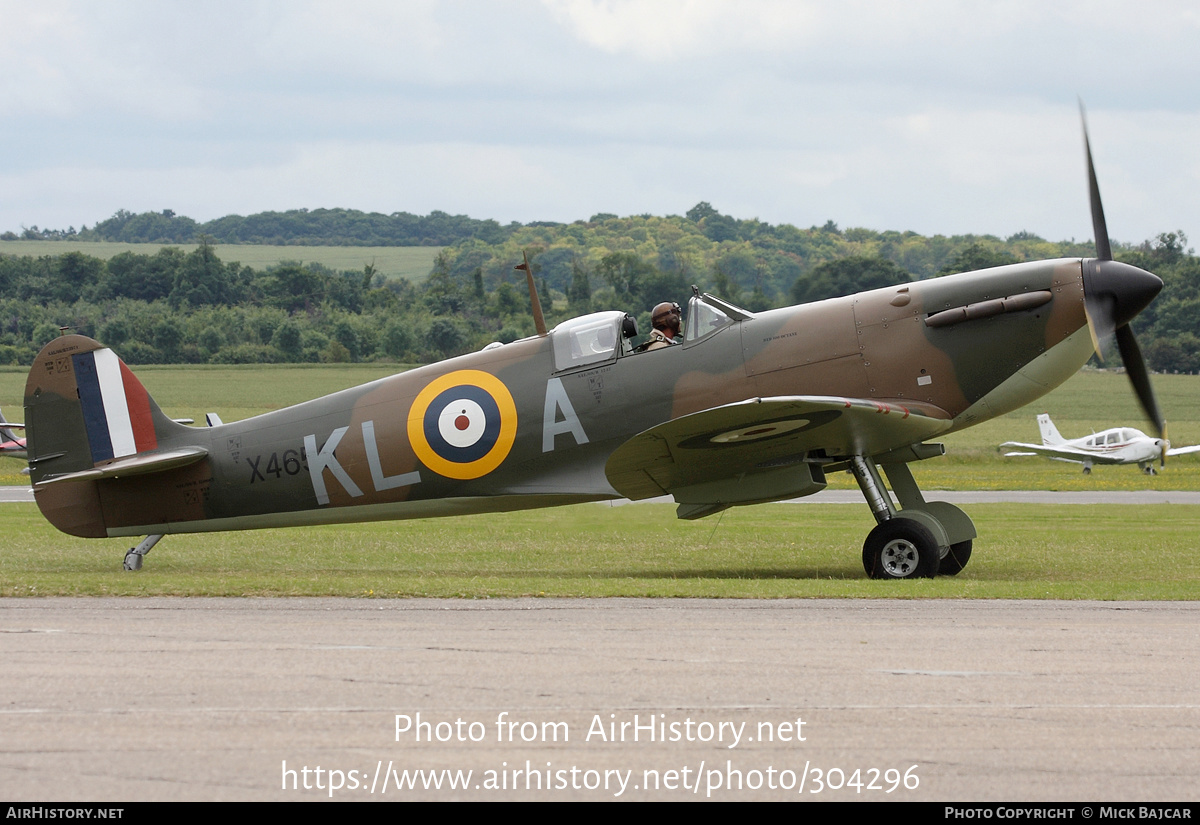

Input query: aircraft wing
[605,396,953,501]
[999,441,1128,465]
[1166,444,1200,457]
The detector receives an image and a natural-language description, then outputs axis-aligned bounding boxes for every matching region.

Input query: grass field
[0,240,442,281]
[2,502,1197,598]
[1,364,1197,597]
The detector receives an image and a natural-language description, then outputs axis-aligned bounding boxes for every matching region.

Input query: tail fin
[24,335,206,536]
[0,407,26,458]
[0,406,20,441]
[1036,413,1064,445]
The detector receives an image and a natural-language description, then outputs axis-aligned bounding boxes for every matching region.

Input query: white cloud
[1,1,1199,244]
[542,0,819,60]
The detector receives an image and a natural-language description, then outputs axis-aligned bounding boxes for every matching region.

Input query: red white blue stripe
[73,348,157,464]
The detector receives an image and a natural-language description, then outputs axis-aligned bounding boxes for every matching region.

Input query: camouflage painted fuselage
[26,258,1092,539]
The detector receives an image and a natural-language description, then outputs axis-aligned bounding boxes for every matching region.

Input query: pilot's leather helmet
[651,302,681,333]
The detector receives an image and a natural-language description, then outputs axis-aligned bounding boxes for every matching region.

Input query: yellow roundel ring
[408,370,518,480]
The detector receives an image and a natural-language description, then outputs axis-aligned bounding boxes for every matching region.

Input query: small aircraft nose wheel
[862,519,940,579]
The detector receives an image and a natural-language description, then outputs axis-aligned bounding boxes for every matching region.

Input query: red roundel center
[455,412,470,431]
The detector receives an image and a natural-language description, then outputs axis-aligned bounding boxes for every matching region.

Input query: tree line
[1,204,1197,372]
[5,208,518,247]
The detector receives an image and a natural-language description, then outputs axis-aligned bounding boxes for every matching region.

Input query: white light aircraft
[1001,413,1200,474]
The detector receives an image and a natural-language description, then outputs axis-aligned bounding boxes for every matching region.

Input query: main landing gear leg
[123,534,163,571]
[850,456,976,579]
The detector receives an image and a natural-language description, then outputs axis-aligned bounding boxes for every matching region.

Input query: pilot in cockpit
[636,301,682,352]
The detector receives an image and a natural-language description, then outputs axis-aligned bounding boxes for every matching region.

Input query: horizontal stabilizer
[35,446,209,486]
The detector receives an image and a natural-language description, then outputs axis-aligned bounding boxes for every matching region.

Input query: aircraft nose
[1082,260,1163,329]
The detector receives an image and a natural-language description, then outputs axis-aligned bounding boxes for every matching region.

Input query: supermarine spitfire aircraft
[1002,413,1200,474]
[22,117,1168,579]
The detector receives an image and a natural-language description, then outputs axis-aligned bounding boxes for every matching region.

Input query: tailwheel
[938,540,972,576]
[862,518,940,579]
[122,534,163,571]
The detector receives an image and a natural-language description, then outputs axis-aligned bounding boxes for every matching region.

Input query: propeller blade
[1116,324,1165,439]
[1078,104,1166,441]
[1081,102,1112,262]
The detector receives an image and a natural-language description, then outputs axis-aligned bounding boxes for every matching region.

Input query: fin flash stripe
[73,349,157,464]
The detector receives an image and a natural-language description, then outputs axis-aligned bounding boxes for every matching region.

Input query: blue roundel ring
[422,385,502,464]
[407,370,518,480]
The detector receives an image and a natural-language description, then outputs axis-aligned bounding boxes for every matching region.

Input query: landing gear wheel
[123,550,143,572]
[938,540,972,576]
[862,519,940,579]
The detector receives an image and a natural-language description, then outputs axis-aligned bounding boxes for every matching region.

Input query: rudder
[1036,413,1064,445]
[24,335,193,536]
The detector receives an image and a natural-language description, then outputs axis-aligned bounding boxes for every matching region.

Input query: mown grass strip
[3,502,1197,599]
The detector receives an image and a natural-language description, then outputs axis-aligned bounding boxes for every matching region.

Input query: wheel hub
[880,539,919,577]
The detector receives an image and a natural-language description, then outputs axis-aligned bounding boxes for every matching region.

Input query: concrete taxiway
[1,598,1196,801]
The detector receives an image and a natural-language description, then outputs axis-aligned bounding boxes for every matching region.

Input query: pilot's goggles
[653,303,681,322]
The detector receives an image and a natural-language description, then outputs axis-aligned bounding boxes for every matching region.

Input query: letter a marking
[543,377,589,452]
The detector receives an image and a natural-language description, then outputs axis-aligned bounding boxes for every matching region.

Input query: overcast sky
[2,0,1198,246]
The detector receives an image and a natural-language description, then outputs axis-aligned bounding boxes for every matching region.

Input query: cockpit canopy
[549,293,747,372]
[1084,429,1139,447]
[551,311,630,372]
[685,294,735,342]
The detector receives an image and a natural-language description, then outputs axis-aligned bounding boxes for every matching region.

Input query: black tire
[938,540,972,576]
[862,519,940,579]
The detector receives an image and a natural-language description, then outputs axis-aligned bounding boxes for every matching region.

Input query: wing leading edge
[999,441,1129,465]
[1167,444,1200,457]
[605,396,953,505]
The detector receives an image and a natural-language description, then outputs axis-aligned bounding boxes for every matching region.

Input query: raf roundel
[408,370,518,480]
